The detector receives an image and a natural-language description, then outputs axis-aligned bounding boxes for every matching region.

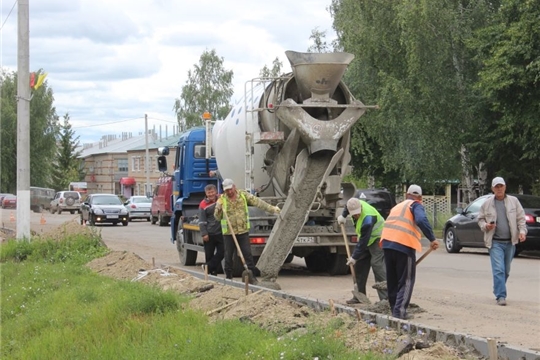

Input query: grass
[1,234,389,360]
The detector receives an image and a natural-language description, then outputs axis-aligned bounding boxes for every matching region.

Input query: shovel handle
[416,247,433,265]
[223,208,247,268]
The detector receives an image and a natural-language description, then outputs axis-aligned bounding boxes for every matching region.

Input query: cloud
[1,0,337,143]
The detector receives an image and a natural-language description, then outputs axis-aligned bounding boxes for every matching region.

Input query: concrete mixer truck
[157,51,376,286]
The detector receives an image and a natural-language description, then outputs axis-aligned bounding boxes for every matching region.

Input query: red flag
[30,72,36,88]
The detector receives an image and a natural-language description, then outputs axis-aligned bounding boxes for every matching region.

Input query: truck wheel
[176,228,197,265]
[284,253,294,264]
[305,251,327,273]
[151,215,157,225]
[326,253,349,276]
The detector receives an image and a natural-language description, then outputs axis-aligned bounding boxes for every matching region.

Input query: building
[78,128,180,198]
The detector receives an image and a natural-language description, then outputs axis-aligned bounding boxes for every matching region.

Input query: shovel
[340,224,370,304]
[372,247,434,291]
[223,208,257,285]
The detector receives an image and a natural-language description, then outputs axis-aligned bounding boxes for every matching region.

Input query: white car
[124,196,152,221]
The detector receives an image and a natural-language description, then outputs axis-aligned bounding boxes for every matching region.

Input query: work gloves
[337,215,346,225]
[346,257,357,266]
[215,199,222,211]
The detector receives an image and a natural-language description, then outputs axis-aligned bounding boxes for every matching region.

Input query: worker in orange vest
[380,184,439,320]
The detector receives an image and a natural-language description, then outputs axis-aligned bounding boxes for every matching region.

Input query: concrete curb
[178,267,540,360]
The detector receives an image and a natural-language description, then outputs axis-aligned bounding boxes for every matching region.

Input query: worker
[198,184,224,276]
[380,184,439,320]
[477,177,527,306]
[338,197,388,303]
[214,178,281,280]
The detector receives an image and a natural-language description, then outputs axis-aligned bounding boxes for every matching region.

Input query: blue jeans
[489,241,515,300]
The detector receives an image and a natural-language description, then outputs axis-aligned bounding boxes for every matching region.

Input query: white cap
[346,198,362,216]
[222,178,234,190]
[492,177,505,187]
[407,184,422,196]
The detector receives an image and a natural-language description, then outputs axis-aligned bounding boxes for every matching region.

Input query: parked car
[151,176,173,226]
[124,196,152,221]
[2,194,17,209]
[50,191,82,214]
[355,188,397,219]
[443,194,540,255]
[80,194,129,226]
[0,193,14,205]
[30,187,55,213]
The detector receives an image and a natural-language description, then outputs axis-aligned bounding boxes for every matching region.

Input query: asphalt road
[2,208,539,351]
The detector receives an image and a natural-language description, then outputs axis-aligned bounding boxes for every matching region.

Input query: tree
[51,113,85,191]
[173,49,234,129]
[259,57,284,78]
[0,69,59,192]
[330,0,493,192]
[468,0,540,193]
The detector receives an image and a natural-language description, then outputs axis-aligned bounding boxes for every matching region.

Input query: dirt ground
[1,220,476,359]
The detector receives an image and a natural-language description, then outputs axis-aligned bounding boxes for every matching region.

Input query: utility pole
[145,114,150,197]
[16,0,31,240]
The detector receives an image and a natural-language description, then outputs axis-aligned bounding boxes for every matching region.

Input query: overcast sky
[1,0,336,144]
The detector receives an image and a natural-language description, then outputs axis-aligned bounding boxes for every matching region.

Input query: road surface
[2,209,539,351]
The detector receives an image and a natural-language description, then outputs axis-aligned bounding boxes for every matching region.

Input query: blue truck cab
[156,126,218,263]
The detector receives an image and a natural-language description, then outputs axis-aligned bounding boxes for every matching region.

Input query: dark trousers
[223,232,256,278]
[354,239,388,300]
[203,233,225,275]
[383,248,416,319]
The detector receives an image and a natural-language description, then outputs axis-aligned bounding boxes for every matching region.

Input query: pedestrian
[198,184,225,276]
[477,177,527,306]
[214,178,281,280]
[338,197,388,303]
[380,184,439,320]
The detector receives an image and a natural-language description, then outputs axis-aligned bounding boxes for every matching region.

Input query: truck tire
[176,228,197,266]
[305,251,327,273]
[158,213,168,227]
[151,214,157,225]
[326,253,349,276]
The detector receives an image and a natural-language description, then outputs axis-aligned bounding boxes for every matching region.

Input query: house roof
[77,132,180,158]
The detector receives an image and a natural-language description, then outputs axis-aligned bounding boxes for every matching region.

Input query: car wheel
[50,207,55,214]
[444,227,462,253]
[57,209,62,215]
[70,210,75,214]
[89,214,95,226]
[122,221,128,226]
[147,216,151,222]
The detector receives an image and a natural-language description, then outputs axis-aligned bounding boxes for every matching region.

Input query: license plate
[295,236,316,244]
[107,215,118,219]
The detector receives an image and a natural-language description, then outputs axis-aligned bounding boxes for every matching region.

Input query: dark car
[80,194,129,226]
[2,194,17,209]
[443,194,540,255]
[355,189,397,219]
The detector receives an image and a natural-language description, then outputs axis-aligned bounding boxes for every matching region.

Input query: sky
[1,0,336,144]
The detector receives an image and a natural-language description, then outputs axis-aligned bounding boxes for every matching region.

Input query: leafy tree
[468,0,540,193]
[331,0,493,192]
[259,57,283,78]
[0,69,59,192]
[173,49,234,128]
[51,113,84,191]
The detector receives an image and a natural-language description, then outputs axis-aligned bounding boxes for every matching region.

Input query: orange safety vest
[380,200,422,252]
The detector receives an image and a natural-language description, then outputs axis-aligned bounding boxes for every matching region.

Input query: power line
[0,0,17,31]
[72,117,143,129]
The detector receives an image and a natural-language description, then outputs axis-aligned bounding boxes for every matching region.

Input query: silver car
[124,196,152,221]
[50,191,81,214]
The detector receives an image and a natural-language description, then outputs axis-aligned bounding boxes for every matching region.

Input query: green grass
[1,234,389,360]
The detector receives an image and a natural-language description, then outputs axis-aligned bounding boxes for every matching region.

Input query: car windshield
[133,197,151,203]
[516,195,540,208]
[92,196,121,205]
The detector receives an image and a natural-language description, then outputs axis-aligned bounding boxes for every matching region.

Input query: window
[118,158,128,172]
[132,157,140,172]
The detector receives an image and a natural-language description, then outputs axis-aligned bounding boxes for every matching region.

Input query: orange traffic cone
[40,213,46,225]
[9,211,15,222]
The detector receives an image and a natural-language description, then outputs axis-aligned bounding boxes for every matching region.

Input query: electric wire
[1,0,17,31]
